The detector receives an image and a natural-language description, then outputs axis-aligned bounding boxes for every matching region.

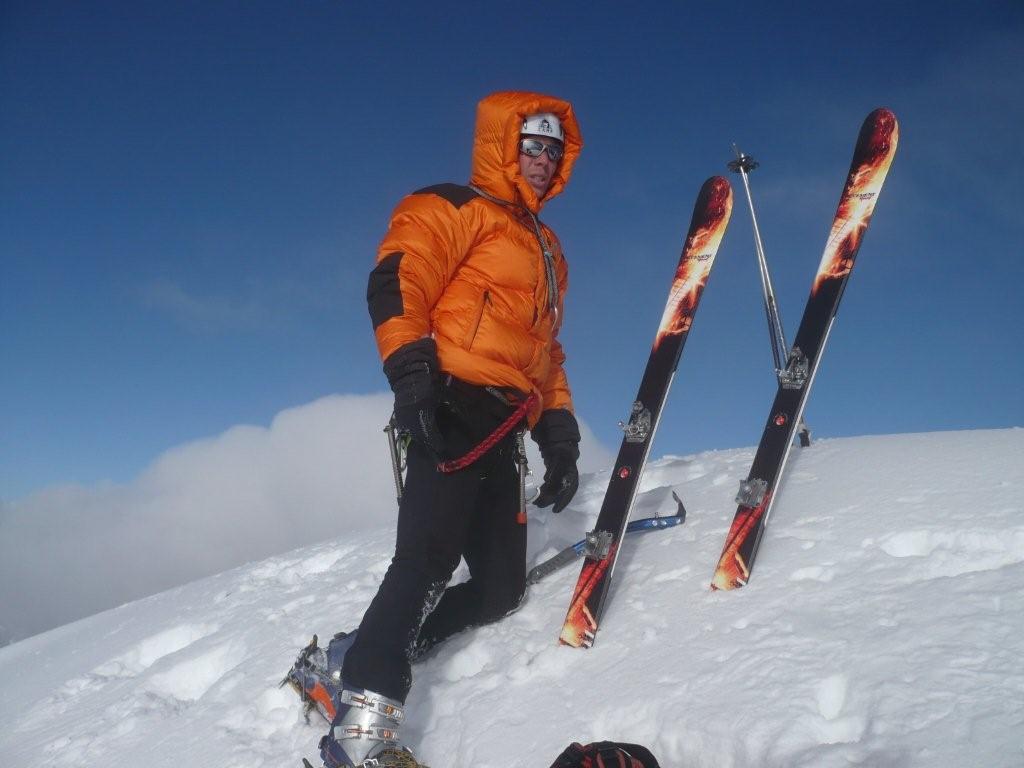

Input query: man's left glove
[383,338,445,460]
[531,409,581,514]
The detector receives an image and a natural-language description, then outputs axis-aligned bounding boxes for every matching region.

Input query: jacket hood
[469,90,583,213]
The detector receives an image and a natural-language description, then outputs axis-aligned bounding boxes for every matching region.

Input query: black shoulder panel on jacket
[413,183,479,209]
[367,252,405,330]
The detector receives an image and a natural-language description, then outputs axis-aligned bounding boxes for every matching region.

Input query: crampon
[302,748,427,768]
[281,632,356,723]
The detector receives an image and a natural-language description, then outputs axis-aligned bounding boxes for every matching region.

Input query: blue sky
[2,1,1022,501]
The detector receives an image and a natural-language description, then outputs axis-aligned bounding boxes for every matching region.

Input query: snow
[2,428,1022,767]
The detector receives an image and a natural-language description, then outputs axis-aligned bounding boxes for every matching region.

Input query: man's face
[519,136,562,198]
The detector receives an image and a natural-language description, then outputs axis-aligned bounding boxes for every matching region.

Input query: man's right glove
[531,408,581,514]
[383,338,445,460]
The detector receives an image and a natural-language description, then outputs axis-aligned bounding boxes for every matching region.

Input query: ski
[528,493,686,585]
[711,108,899,591]
[559,176,733,648]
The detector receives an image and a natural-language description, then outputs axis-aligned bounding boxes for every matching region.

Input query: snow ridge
[1,429,1022,767]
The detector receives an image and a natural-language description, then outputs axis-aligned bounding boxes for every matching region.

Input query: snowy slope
[1,429,1022,768]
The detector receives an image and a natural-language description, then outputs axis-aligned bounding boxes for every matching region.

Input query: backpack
[549,741,661,768]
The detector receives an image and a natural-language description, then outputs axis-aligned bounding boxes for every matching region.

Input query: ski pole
[728,145,790,372]
[728,145,811,446]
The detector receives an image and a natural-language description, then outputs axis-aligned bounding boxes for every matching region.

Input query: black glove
[383,338,445,459]
[531,409,581,514]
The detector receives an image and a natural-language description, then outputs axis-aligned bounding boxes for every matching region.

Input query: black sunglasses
[519,138,564,162]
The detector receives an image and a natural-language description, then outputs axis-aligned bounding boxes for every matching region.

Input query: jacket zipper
[467,185,558,324]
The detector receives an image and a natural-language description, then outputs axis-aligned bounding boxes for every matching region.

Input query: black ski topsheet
[711,108,899,591]
[560,176,733,647]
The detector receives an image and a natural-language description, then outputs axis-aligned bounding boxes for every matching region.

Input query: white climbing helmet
[521,112,564,142]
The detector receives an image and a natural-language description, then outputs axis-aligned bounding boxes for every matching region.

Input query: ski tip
[865,107,899,140]
[866,106,897,125]
[684,177,733,248]
[854,108,899,167]
[698,175,733,201]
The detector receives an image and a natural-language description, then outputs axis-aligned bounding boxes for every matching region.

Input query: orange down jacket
[367,91,583,426]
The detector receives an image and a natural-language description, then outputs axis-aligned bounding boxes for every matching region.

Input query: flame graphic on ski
[711,490,773,590]
[655,176,733,348]
[814,109,899,295]
[710,109,898,592]
[559,543,617,648]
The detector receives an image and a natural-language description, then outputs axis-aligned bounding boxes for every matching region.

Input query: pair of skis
[559,108,899,647]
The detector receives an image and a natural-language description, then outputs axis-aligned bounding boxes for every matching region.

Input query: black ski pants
[342,379,527,703]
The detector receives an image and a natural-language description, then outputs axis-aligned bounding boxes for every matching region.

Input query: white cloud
[137,279,268,332]
[136,276,333,333]
[0,394,611,644]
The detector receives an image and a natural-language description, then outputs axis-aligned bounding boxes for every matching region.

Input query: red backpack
[549,741,661,768]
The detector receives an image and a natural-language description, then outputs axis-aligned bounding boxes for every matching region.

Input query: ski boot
[303,749,425,768]
[282,631,358,723]
[313,685,427,768]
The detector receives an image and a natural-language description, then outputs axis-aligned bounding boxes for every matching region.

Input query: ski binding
[778,347,809,390]
[735,478,768,508]
[583,530,614,560]
[618,401,653,443]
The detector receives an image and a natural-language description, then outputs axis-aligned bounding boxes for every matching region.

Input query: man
[293,91,584,768]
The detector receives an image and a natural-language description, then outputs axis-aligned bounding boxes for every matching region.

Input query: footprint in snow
[808,673,869,746]
[144,639,247,703]
[23,623,220,723]
[789,565,835,583]
[877,528,1024,579]
[97,623,221,677]
[816,673,848,720]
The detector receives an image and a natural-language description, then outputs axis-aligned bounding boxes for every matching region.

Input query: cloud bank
[0,394,612,644]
